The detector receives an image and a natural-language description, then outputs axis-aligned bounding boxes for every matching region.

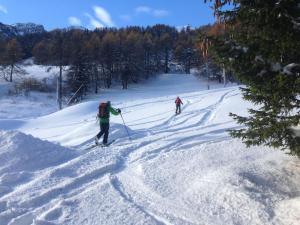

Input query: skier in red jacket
[175,97,183,114]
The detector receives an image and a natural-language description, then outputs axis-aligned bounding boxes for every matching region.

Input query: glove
[117,109,121,113]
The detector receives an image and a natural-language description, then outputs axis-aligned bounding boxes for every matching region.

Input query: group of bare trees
[0,24,226,107]
[0,38,24,82]
[30,25,205,105]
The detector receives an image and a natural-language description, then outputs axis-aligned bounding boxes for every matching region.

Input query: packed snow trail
[0,74,299,225]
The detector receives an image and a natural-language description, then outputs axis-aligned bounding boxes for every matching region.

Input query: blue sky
[0,0,216,30]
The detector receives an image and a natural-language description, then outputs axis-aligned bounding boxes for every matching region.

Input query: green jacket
[98,105,120,124]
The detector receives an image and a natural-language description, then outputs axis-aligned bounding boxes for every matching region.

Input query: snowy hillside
[0,74,299,225]
[0,59,60,120]
[0,22,45,38]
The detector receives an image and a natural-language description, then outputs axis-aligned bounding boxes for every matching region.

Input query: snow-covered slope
[0,22,45,38]
[0,74,299,225]
[0,131,76,174]
[0,59,59,120]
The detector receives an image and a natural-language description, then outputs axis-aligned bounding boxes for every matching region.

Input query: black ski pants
[96,122,109,144]
[176,104,181,114]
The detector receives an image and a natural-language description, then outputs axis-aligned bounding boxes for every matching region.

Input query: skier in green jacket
[95,101,121,145]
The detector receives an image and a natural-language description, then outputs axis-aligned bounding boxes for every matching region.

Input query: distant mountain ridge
[0,22,45,38]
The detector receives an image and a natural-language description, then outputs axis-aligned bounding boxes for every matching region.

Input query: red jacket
[175,98,183,105]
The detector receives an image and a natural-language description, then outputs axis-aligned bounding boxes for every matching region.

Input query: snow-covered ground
[0,59,59,120]
[0,92,57,120]
[0,74,299,225]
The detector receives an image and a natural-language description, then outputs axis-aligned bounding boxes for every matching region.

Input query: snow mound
[0,130,77,175]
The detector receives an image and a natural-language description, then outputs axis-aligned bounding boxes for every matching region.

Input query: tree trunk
[57,65,63,110]
[122,79,128,89]
[187,57,191,74]
[164,49,169,73]
[9,64,14,82]
[144,52,150,79]
[106,78,111,88]
[185,58,191,74]
[106,68,113,89]
[155,53,160,72]
[223,67,226,87]
[94,66,98,94]
[206,62,210,90]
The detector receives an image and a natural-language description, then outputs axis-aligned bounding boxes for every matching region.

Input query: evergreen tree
[66,29,91,99]
[206,0,300,155]
[150,25,177,73]
[67,62,92,102]
[175,27,199,74]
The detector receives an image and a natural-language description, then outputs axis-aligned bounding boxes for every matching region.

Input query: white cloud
[135,6,151,13]
[135,6,169,18]
[68,17,82,26]
[93,6,115,27]
[84,13,104,29]
[153,9,169,17]
[0,5,8,14]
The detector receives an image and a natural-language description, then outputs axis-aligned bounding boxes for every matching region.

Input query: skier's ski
[84,144,98,150]
[100,139,115,147]
[84,139,115,150]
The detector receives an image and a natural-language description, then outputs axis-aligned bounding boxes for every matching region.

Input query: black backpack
[98,103,109,118]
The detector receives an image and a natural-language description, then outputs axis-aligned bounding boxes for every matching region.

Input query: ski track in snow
[0,74,299,225]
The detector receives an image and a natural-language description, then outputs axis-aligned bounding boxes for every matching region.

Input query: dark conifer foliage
[66,30,91,99]
[174,27,200,74]
[206,0,300,155]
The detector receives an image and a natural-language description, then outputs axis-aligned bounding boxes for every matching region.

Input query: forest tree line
[0,24,230,104]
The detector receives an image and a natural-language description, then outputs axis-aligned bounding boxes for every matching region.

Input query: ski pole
[120,113,132,141]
